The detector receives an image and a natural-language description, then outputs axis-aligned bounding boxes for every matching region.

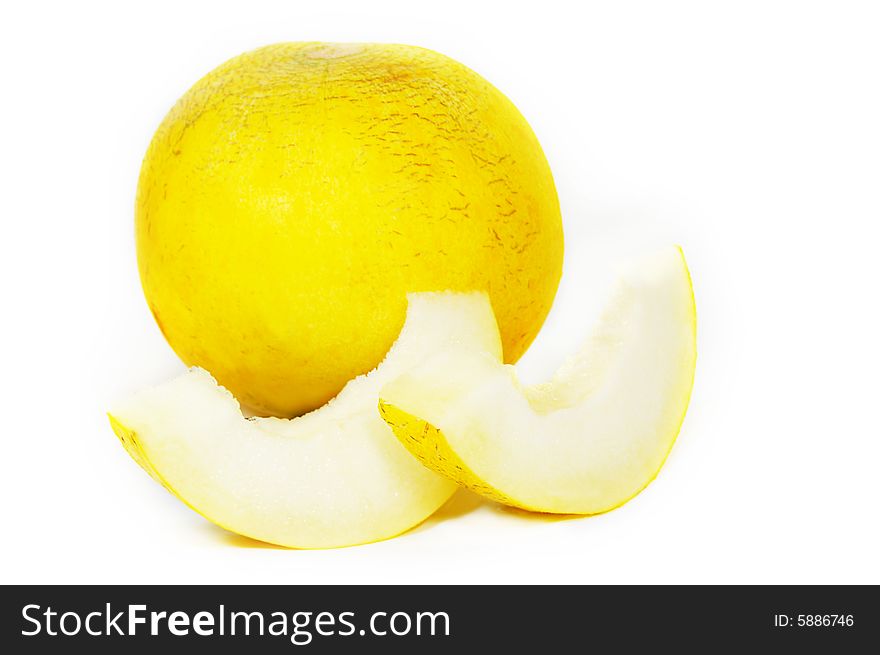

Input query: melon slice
[109,292,501,548]
[379,247,696,514]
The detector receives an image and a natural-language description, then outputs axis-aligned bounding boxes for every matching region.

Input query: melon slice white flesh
[109,292,501,548]
[379,247,696,515]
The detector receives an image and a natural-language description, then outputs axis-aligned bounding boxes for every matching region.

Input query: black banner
[2,585,876,651]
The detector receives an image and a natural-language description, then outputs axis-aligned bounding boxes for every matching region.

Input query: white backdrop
[2,0,878,584]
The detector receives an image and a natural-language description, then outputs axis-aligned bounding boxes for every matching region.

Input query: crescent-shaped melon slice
[379,247,696,515]
[109,292,501,548]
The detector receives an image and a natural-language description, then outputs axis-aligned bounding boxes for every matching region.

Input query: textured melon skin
[137,42,563,417]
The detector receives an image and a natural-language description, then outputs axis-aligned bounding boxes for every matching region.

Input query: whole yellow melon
[136,43,563,417]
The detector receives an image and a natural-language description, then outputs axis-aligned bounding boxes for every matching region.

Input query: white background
[2,0,878,584]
